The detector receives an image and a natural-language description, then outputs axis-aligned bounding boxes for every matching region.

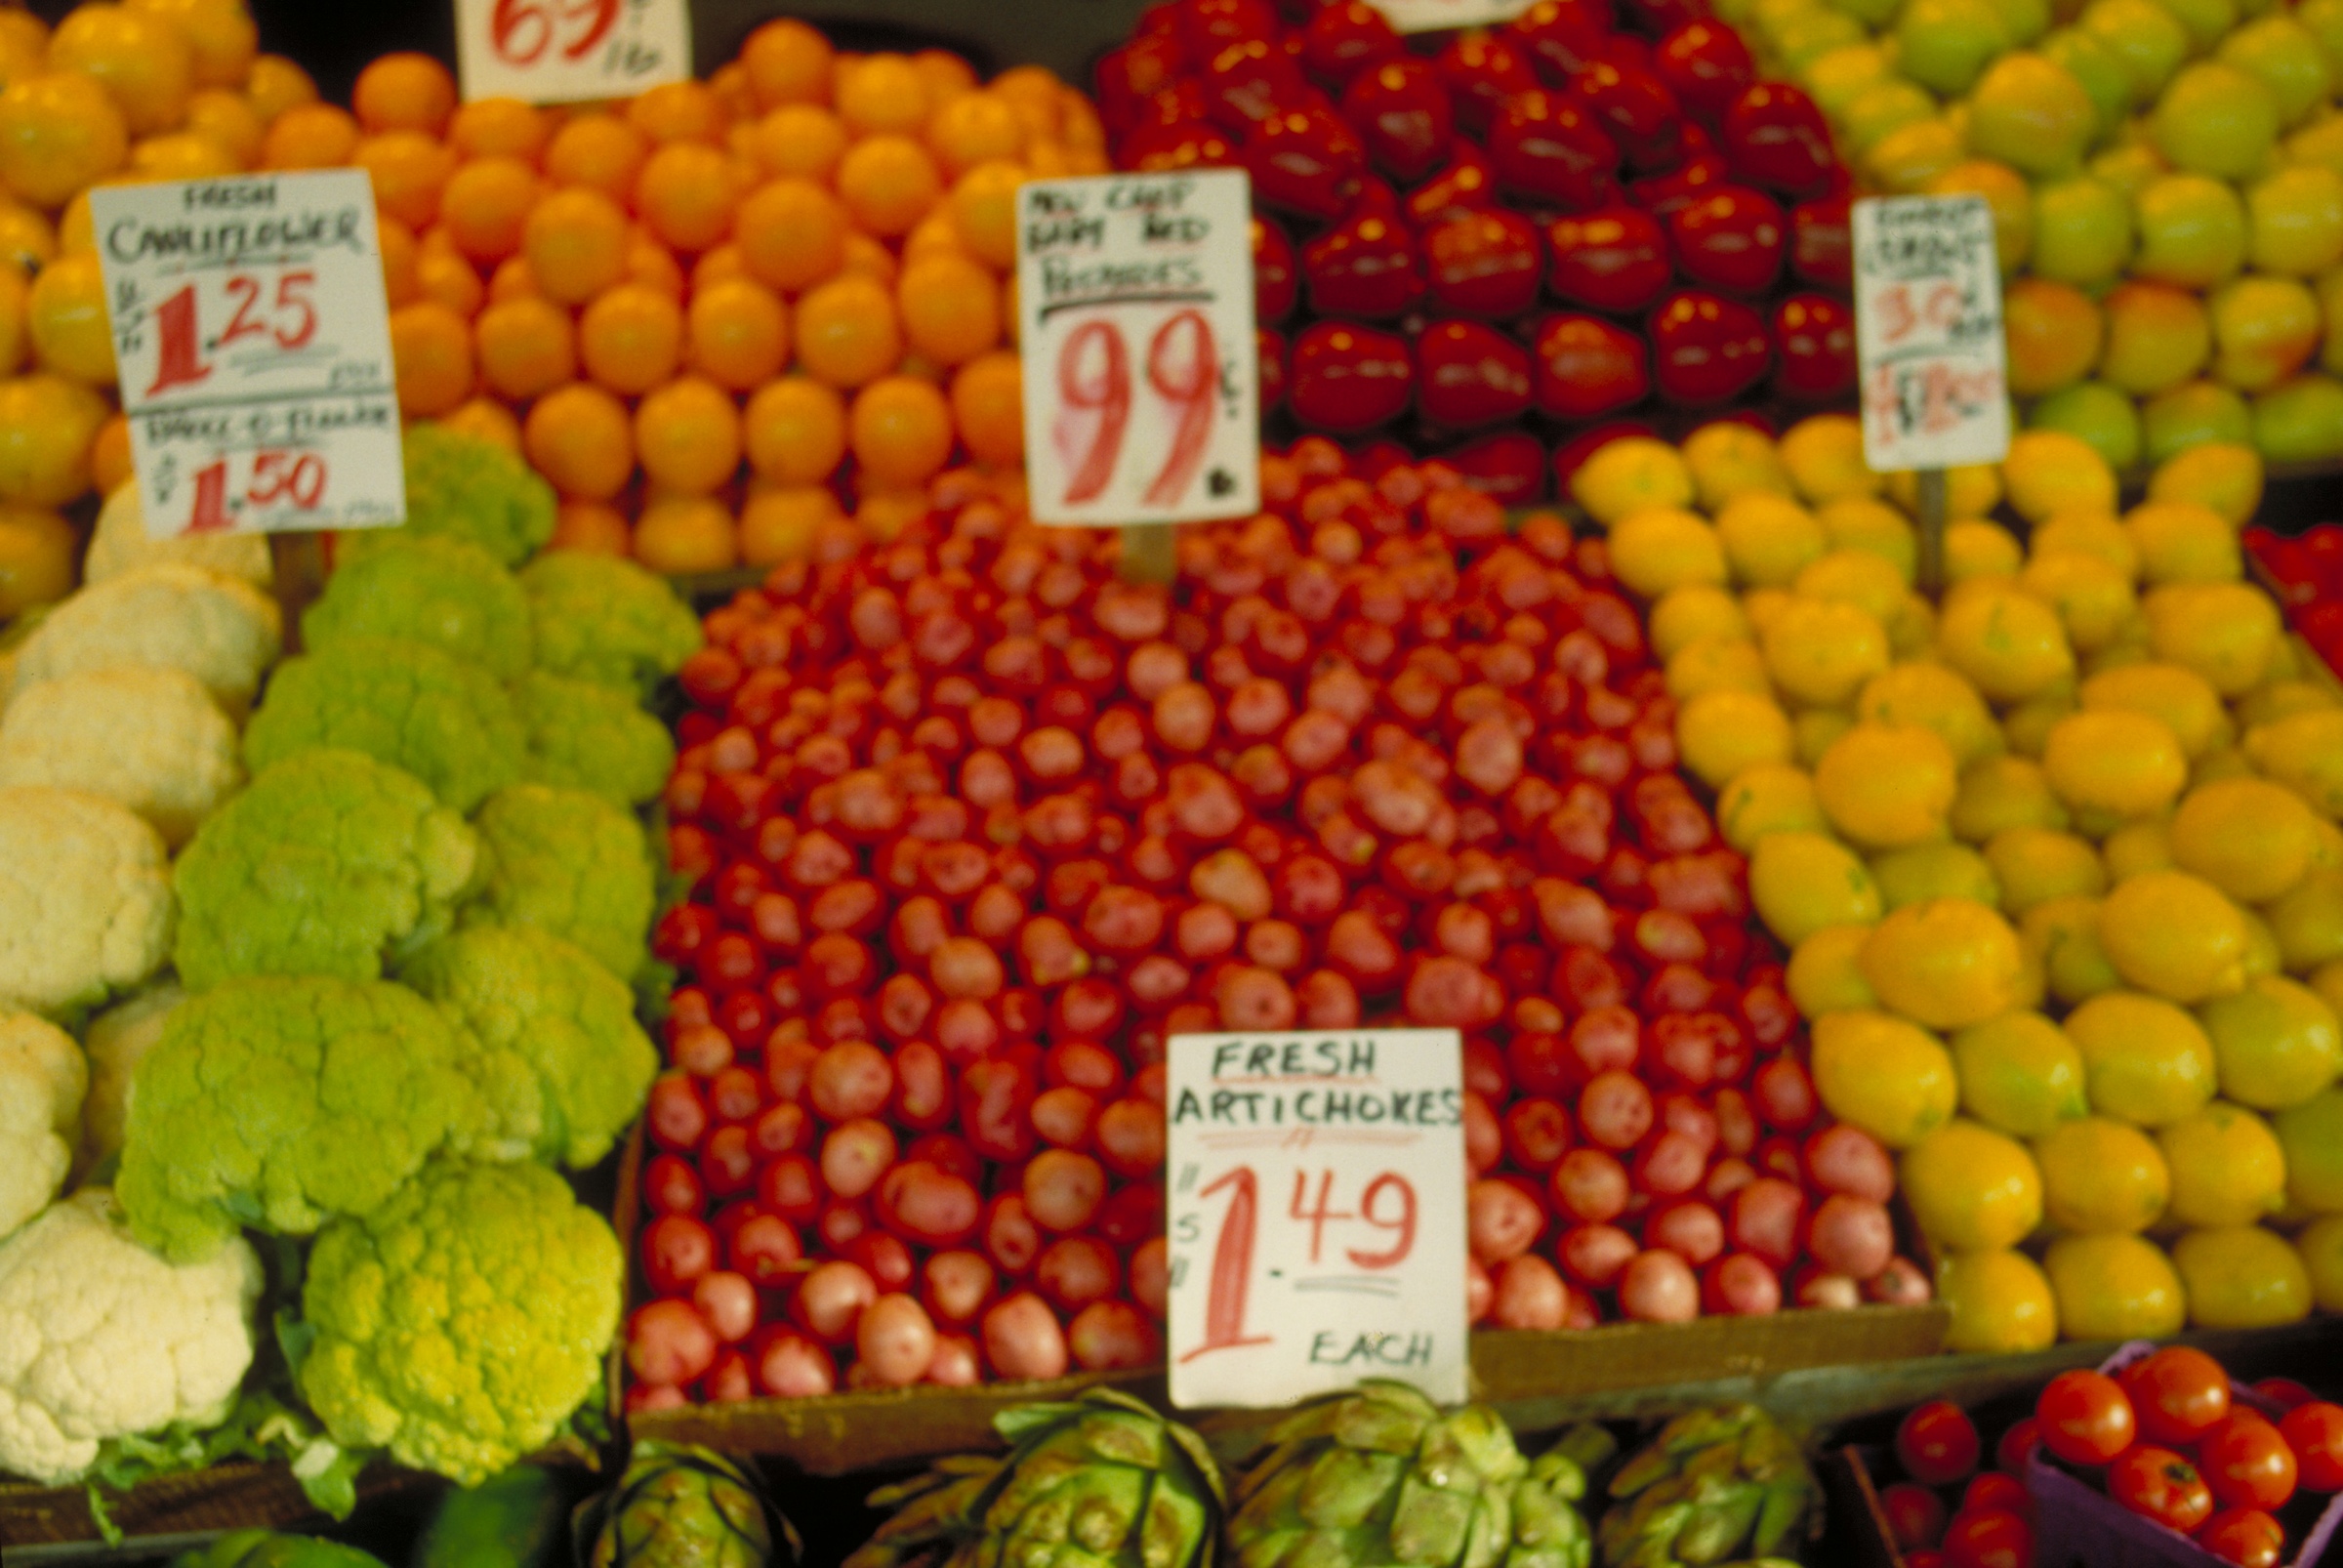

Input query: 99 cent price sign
[1851,194,2011,473]
[1165,1028,1467,1410]
[456,0,690,104]
[92,172,404,539]
[1362,0,1541,31]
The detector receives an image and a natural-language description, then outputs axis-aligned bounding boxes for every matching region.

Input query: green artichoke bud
[576,1443,781,1568]
[174,1531,390,1568]
[1599,1410,1813,1568]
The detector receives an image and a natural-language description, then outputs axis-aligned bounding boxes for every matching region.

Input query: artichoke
[846,1388,1224,1568]
[576,1442,783,1568]
[1225,1381,1596,1568]
[1594,1407,1816,1568]
[172,1533,390,1568]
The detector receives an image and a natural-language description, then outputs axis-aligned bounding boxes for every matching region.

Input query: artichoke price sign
[455,0,690,104]
[1851,193,2012,472]
[1015,169,1259,528]
[92,172,405,540]
[1165,1027,1468,1410]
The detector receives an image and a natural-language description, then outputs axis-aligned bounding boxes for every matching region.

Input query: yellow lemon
[1872,842,2001,910]
[2298,1216,2343,1310]
[2043,1232,2187,1339]
[1939,1248,2061,1352]
[1955,1009,2090,1135]
[1716,763,1824,851]
[2125,500,2244,584]
[2146,439,2261,525]
[1750,831,1883,945]
[1812,1010,1960,1147]
[2035,1115,2170,1232]
[1861,896,2029,1029]
[1788,924,1881,1017]
[1650,584,1751,660]
[2144,583,2282,696]
[2033,512,2141,578]
[1676,688,1794,789]
[2042,709,2189,826]
[1795,547,1910,623]
[2004,429,2118,521]
[2243,708,2343,818]
[2266,869,2343,973]
[1938,581,2076,703]
[1858,663,2001,766]
[2158,1102,2287,1226]
[2019,551,2139,652]
[1761,598,1891,706]
[2234,680,2337,728]
[1887,463,1999,517]
[1985,827,2107,914]
[2173,1224,2313,1328]
[2276,1088,2343,1211]
[2104,818,2175,880]
[2240,910,2283,981]
[1793,707,1856,767]
[1953,756,2071,842]
[1665,636,1771,700]
[2190,749,2258,790]
[2003,690,2080,760]
[2197,975,2343,1110]
[2079,662,2231,759]
[1573,436,1695,525]
[1888,594,1938,659]
[1819,496,1919,581]
[0,372,104,507]
[2100,871,2253,1003]
[25,247,111,385]
[1779,413,1880,504]
[2026,894,2123,1007]
[2314,957,2343,1017]
[2065,989,2220,1125]
[2168,778,2320,903]
[1715,492,1828,588]
[1682,419,1791,510]
[0,500,74,617]
[1901,1118,2044,1252]
[1741,586,1794,636]
[1610,507,1729,597]
[1815,723,1959,848]
[1948,519,2025,583]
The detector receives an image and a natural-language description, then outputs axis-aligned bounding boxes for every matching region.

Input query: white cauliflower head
[0,1013,84,1244]
[0,1187,262,1485]
[10,565,282,719]
[0,667,244,847]
[0,788,175,1016]
[83,485,273,591]
[79,983,181,1174]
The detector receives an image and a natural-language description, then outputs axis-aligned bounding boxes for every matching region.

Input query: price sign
[1852,194,2011,472]
[1362,0,1539,31]
[1165,1028,1467,1411]
[455,0,689,105]
[1016,169,1258,527]
[92,172,404,540]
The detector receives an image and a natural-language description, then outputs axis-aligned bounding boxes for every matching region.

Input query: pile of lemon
[1574,420,2343,1354]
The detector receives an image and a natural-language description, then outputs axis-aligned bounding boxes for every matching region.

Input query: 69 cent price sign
[92,172,404,539]
[1165,1028,1467,1410]
[456,0,691,104]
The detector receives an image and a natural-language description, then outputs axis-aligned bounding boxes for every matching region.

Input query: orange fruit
[635,493,737,573]
[951,350,1023,467]
[840,229,897,287]
[690,243,746,291]
[0,72,130,208]
[0,501,76,615]
[991,65,1062,112]
[740,19,833,110]
[544,112,645,199]
[625,227,685,296]
[687,275,788,391]
[437,394,521,452]
[126,0,256,89]
[949,160,1025,270]
[740,483,840,565]
[47,4,193,137]
[390,300,474,416]
[89,412,130,495]
[54,191,92,254]
[627,79,726,145]
[636,374,743,494]
[850,375,952,491]
[925,90,1023,176]
[579,280,682,394]
[26,248,112,385]
[0,265,21,375]
[549,498,631,555]
[354,130,456,229]
[521,185,628,305]
[524,381,636,500]
[414,228,484,317]
[182,86,262,164]
[744,375,845,483]
[902,208,965,263]
[836,133,941,238]
[242,53,315,123]
[896,251,1001,366]
[836,53,929,138]
[635,138,738,253]
[751,103,844,181]
[0,199,57,272]
[259,100,356,169]
[794,271,900,389]
[911,49,977,104]
[709,62,755,123]
[0,9,47,80]
[733,177,843,294]
[378,215,419,307]
[1059,90,1106,156]
[0,373,105,504]
[448,97,548,163]
[439,155,538,264]
[485,254,537,304]
[129,129,237,180]
[352,51,454,137]
[475,294,576,401]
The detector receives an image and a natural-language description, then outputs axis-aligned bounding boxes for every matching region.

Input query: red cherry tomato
[2253,1379,2318,1413]
[1879,1481,1948,1550]
[2119,1346,2231,1445]
[2198,1507,2285,1568]
[1941,1507,2033,1568]
[1899,1400,1983,1486]
[2036,1370,2136,1466]
[2200,1413,2298,1511]
[2280,1401,2343,1492]
[1962,1472,2029,1517]
[1996,1418,2038,1475]
[2109,1446,2214,1534]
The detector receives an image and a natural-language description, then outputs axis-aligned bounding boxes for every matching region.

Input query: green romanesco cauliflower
[513,669,675,806]
[242,638,525,814]
[400,926,657,1168]
[518,554,700,695]
[173,749,479,989]
[351,423,555,569]
[302,536,533,680]
[114,976,483,1261]
[465,783,653,980]
[296,1159,620,1486]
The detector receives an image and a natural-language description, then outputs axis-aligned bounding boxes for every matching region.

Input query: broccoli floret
[400,926,657,1169]
[518,554,701,695]
[296,1159,620,1486]
[173,749,480,989]
[512,669,676,806]
[114,976,484,1261]
[464,784,653,981]
[351,423,554,569]
[243,638,525,814]
[303,536,533,680]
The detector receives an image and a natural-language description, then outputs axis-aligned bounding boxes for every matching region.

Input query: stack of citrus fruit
[1577,417,2343,1354]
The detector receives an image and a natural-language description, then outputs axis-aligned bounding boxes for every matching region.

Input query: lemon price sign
[1851,194,2012,474]
[455,0,691,105]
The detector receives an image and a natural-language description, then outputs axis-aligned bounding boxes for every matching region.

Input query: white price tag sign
[1016,169,1258,528]
[455,0,689,105]
[1363,0,1540,31]
[93,172,404,540]
[1166,1028,1468,1411]
[1852,194,2011,472]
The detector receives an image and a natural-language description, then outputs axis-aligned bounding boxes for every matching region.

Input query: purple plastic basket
[2025,1341,2343,1568]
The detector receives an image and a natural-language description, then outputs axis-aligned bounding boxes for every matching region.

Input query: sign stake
[1915,469,1947,596]
[1119,520,1176,585]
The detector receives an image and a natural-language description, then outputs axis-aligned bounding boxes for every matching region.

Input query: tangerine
[628,79,726,145]
[259,100,356,169]
[734,177,843,292]
[895,250,1001,365]
[438,154,538,264]
[522,186,629,305]
[850,375,953,491]
[351,51,454,137]
[635,138,738,253]
[389,300,474,416]
[793,270,900,388]
[636,374,743,495]
[447,97,548,163]
[743,375,845,483]
[544,113,645,200]
[524,381,635,500]
[48,3,193,137]
[687,275,788,391]
[739,18,833,110]
[579,281,682,394]
[0,71,130,208]
[474,294,576,401]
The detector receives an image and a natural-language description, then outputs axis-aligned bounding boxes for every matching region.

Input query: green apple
[1867,116,1969,191]
[1932,159,2037,268]
[2296,0,2343,81]
[1828,0,1905,28]
[1777,8,1872,70]
[2029,381,2146,470]
[2142,379,2255,462]
[2133,173,2249,287]
[1804,45,1895,117]
[2210,273,2322,390]
[2153,63,2282,182]
[2099,279,2214,392]
[2040,26,2138,128]
[1966,53,2101,174]
[1897,0,2013,96]
[2218,17,2334,128]
[1987,0,2053,43]
[2079,0,2192,101]
[2285,115,2343,181]
[2248,165,2343,275]
[2148,0,2237,52]
[1842,79,1941,152]
[2250,372,2343,461]
[2090,141,2170,203]
[2031,175,2136,285]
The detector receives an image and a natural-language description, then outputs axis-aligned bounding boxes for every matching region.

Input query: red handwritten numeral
[249,450,327,508]
[1348,1174,1418,1269]
[1142,309,1215,506]
[1288,1169,1353,1264]
[1055,310,1222,509]
[185,460,231,532]
[146,284,210,396]
[1056,319,1130,505]
[491,0,620,66]
[272,271,317,349]
[1180,1165,1272,1362]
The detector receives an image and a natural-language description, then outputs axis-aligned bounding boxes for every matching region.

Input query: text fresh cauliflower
[466,784,654,980]
[82,485,272,590]
[297,1160,619,1486]
[9,565,282,717]
[0,1013,85,1244]
[0,787,174,1015]
[0,667,244,846]
[0,1188,262,1486]
[361,424,555,569]
[174,750,480,989]
[242,639,525,815]
[513,670,675,807]
[519,555,700,696]
[302,537,533,681]
[79,983,181,1172]
[115,976,484,1262]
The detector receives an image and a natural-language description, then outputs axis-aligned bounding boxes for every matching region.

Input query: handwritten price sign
[92,172,403,539]
[1165,1028,1467,1410]
[1852,194,2011,473]
[1362,0,1542,30]
[456,0,689,104]
[1016,169,1258,527]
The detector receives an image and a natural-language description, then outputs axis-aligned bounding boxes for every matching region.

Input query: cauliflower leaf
[243,638,524,814]
[518,554,700,696]
[82,484,272,589]
[0,1012,85,1244]
[465,784,653,981]
[0,787,174,1016]
[0,666,243,846]
[513,669,675,807]
[349,424,555,569]
[303,537,532,681]
[9,564,282,718]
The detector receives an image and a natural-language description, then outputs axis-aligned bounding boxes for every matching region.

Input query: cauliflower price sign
[92,171,405,539]
[1165,1027,1468,1410]
[456,0,690,105]
[1851,194,2011,473]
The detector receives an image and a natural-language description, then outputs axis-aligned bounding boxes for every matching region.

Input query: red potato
[1504,1096,1573,1171]
[1866,1256,1932,1304]
[1728,1177,1804,1269]
[923,1250,997,1326]
[1463,1091,1504,1174]
[1619,1250,1700,1323]
[1808,1193,1894,1280]
[1068,1300,1159,1370]
[810,1041,894,1120]
[846,1231,916,1294]
[751,1329,836,1398]
[759,1154,819,1224]
[856,1294,939,1386]
[641,1214,717,1297]
[1031,1086,1100,1148]
[1467,1258,1494,1323]
[821,1118,897,1200]
[1036,1235,1122,1313]
[892,1041,953,1130]
[1025,1149,1108,1231]
[629,1300,719,1385]
[1750,1055,1817,1130]
[1580,1070,1654,1148]
[1632,1130,1708,1196]
[1703,1253,1782,1316]
[644,1154,704,1217]
[983,1292,1071,1381]
[1646,1200,1725,1267]
[692,1270,759,1343]
[1791,1266,1863,1310]
[1468,1177,1545,1262]
[1551,1148,1631,1223]
[1490,1254,1571,1329]
[627,1383,687,1415]
[876,1161,982,1247]
[727,1211,803,1286]
[1130,1237,1170,1318]
[1560,1223,1640,1289]
[793,1259,878,1344]
[1806,1125,1894,1202]
[704,1349,754,1403]
[984,1193,1044,1274]
[925,1333,982,1386]
[1095,1097,1166,1176]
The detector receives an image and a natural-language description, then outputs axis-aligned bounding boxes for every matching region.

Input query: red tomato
[2280,1401,2343,1492]
[2198,1507,2285,1568]
[1962,1472,2029,1517]
[1899,1400,1983,1486]
[1996,1418,2038,1475]
[1880,1480,1949,1549]
[1907,1554,1945,1568]
[1942,1508,2033,1568]
[2036,1370,2136,1465]
[2119,1346,2231,1445]
[2201,1413,2298,1511]
[2253,1379,2317,1413]
[2109,1445,2215,1534]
